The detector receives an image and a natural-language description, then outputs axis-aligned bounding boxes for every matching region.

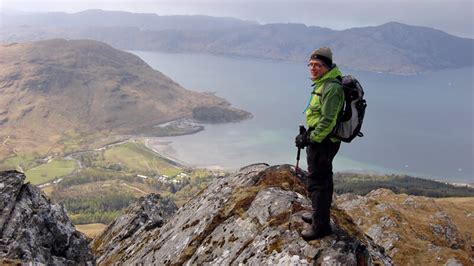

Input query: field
[0,154,39,171]
[103,141,182,176]
[75,223,108,238]
[25,159,77,185]
[18,139,221,225]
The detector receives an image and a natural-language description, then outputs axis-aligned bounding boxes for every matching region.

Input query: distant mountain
[0,39,250,158]
[1,9,257,31]
[1,10,473,74]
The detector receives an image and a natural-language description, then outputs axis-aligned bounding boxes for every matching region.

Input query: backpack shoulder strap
[320,77,343,102]
[322,76,342,92]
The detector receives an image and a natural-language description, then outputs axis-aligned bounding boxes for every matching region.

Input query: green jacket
[305,66,344,143]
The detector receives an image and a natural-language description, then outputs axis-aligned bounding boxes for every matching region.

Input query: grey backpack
[328,75,367,143]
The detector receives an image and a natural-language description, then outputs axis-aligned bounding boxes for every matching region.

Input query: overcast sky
[1,0,473,38]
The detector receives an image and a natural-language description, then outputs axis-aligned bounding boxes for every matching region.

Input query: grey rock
[367,224,400,254]
[91,193,178,264]
[337,194,369,211]
[0,170,95,265]
[376,203,395,212]
[429,211,465,249]
[96,164,393,265]
[380,216,398,228]
[266,251,310,265]
[403,196,419,207]
[366,188,396,199]
[336,193,373,217]
[445,257,463,266]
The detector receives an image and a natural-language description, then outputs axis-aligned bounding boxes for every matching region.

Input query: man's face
[308,59,328,80]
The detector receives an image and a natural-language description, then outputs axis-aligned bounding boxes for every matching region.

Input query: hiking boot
[301,212,312,224]
[301,227,332,241]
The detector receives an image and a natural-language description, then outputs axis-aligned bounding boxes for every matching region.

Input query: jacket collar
[312,66,342,85]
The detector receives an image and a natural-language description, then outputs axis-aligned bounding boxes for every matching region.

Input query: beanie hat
[310,47,333,68]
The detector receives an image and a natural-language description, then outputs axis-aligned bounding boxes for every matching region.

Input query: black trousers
[306,138,341,231]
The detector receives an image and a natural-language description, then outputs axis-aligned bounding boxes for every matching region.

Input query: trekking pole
[295,125,306,174]
[289,125,306,230]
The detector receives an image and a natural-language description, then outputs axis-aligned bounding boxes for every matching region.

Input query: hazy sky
[1,0,473,38]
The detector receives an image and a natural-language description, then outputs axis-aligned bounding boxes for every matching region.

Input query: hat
[310,47,333,68]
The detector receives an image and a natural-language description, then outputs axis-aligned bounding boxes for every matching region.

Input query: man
[295,47,344,241]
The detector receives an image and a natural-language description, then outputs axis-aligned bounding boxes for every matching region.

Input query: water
[131,51,473,182]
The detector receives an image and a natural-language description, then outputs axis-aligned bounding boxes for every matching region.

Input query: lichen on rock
[0,170,95,265]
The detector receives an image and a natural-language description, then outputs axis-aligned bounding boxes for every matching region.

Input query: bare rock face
[96,164,392,265]
[0,170,95,265]
[92,193,177,264]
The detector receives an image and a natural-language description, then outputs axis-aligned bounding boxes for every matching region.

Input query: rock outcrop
[95,164,392,265]
[0,170,95,265]
[337,188,473,265]
[92,193,178,264]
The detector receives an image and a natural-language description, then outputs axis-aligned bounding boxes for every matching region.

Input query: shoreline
[143,137,230,171]
[143,138,191,169]
[143,135,474,184]
[131,50,473,76]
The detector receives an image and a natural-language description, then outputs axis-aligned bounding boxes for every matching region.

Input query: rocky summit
[0,170,95,265]
[94,164,392,265]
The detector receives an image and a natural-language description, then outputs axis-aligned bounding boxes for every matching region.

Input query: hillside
[334,172,474,197]
[337,189,473,265]
[0,39,250,159]
[1,10,473,74]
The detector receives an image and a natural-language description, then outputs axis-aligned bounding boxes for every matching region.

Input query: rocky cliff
[0,170,95,265]
[93,164,392,265]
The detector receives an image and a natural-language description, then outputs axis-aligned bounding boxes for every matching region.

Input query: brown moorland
[0,39,250,159]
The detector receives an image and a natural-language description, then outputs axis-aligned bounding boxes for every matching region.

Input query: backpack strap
[320,77,342,103]
[321,77,345,125]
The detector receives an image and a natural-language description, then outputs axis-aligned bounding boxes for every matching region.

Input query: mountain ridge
[1,10,472,74]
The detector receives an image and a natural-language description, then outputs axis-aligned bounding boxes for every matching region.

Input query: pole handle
[299,125,306,135]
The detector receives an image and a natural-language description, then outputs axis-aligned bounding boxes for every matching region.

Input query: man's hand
[295,132,309,148]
